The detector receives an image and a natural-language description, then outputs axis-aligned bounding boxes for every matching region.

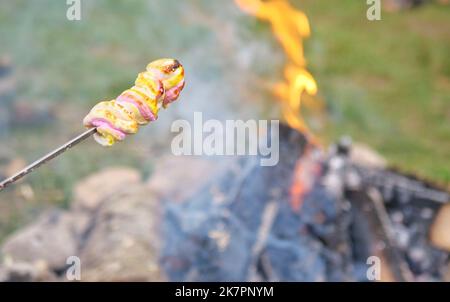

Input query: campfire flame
[236,0,323,210]
[235,0,320,137]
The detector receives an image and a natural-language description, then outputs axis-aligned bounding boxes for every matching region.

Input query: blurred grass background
[302,0,450,184]
[0,0,449,242]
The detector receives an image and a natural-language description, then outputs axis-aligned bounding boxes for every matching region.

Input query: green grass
[299,0,450,184]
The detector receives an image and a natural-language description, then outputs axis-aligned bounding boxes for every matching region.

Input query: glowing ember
[235,0,319,136]
[290,145,323,211]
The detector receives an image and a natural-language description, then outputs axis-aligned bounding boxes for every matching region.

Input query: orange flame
[289,145,323,211]
[235,0,319,137]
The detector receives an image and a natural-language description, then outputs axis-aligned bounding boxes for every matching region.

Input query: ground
[0,0,448,242]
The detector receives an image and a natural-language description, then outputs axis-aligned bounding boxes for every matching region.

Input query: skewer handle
[0,128,96,192]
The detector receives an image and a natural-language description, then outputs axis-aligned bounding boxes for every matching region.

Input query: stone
[73,167,141,211]
[1,210,78,271]
[0,259,57,282]
[147,155,222,203]
[429,203,450,252]
[0,166,170,281]
[350,143,387,169]
[79,184,165,281]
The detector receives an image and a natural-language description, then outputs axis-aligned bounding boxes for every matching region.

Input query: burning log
[326,137,449,281]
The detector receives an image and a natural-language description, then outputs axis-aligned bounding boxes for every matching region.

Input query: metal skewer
[0,128,97,192]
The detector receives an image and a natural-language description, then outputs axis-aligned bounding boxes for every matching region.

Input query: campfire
[161,125,450,282]
[161,1,450,282]
[235,0,326,213]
